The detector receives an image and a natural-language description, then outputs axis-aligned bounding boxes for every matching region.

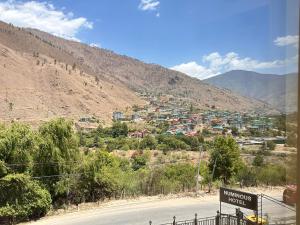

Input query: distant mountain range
[0,21,276,123]
[204,70,297,113]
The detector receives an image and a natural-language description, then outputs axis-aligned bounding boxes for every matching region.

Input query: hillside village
[76,91,287,148]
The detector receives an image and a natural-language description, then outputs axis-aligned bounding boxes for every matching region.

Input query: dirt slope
[0,43,144,124]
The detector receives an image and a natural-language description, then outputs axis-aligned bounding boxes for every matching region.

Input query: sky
[0,0,299,79]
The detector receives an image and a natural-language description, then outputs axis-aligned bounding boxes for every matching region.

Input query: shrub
[256,164,286,186]
[266,140,276,150]
[140,135,157,150]
[132,153,149,171]
[252,154,264,167]
[0,174,51,223]
[236,164,257,187]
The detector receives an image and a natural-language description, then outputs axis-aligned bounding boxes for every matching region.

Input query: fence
[149,213,248,225]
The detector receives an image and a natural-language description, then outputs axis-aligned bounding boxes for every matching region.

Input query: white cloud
[203,52,287,71]
[90,43,101,48]
[171,35,298,80]
[139,0,160,11]
[0,0,93,41]
[171,62,217,80]
[156,12,160,17]
[274,35,298,47]
[171,52,296,80]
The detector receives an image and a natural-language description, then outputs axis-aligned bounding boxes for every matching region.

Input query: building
[113,111,124,121]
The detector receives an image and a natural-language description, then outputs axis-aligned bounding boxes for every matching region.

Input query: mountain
[0,21,275,123]
[0,42,144,125]
[204,70,297,113]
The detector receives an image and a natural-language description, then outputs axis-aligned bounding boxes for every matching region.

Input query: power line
[5,157,196,168]
[261,194,296,212]
[5,160,83,167]
[32,172,89,179]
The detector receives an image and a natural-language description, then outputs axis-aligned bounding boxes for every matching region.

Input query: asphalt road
[24,194,295,225]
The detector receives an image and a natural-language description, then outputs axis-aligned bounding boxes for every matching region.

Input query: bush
[140,135,157,150]
[132,152,149,171]
[252,154,264,167]
[0,174,52,223]
[156,135,189,150]
[256,164,286,186]
[266,141,276,150]
[146,163,196,195]
[111,122,128,138]
[236,164,257,187]
[77,150,122,201]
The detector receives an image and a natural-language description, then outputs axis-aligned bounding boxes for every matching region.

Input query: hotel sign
[220,187,258,211]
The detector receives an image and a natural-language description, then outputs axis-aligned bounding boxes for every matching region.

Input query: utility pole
[5,88,8,102]
[195,144,203,196]
[208,157,217,193]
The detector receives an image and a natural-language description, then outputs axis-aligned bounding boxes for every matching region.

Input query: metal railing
[149,213,247,225]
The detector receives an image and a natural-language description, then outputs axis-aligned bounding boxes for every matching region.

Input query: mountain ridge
[204,70,297,113]
[0,21,277,124]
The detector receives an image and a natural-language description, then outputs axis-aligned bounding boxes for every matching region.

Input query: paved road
[24,195,295,225]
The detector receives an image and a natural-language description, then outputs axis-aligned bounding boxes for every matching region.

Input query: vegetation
[0,174,51,223]
[0,119,292,223]
[208,136,242,184]
[0,119,204,223]
[79,123,204,152]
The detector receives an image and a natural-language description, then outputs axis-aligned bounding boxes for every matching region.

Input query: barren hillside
[25,27,273,113]
[0,43,144,124]
[0,21,276,123]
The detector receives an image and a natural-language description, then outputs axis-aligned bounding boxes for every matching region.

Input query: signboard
[220,187,258,211]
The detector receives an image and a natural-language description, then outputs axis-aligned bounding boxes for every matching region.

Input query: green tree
[131,151,150,171]
[266,141,276,150]
[0,123,35,173]
[33,118,80,199]
[132,105,140,112]
[157,135,189,150]
[0,174,51,223]
[252,153,264,167]
[189,104,194,113]
[140,135,157,150]
[230,127,239,136]
[78,130,86,146]
[202,128,211,136]
[78,150,122,201]
[0,161,8,178]
[208,136,242,184]
[111,122,128,138]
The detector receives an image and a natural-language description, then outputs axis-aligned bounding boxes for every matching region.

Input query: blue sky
[0,0,298,79]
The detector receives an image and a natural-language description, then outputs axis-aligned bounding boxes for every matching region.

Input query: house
[78,115,98,123]
[128,129,150,138]
[76,116,99,132]
[212,125,223,131]
[248,119,272,131]
[131,113,142,122]
[113,111,124,121]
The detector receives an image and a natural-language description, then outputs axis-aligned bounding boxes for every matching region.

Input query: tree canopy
[208,136,241,184]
